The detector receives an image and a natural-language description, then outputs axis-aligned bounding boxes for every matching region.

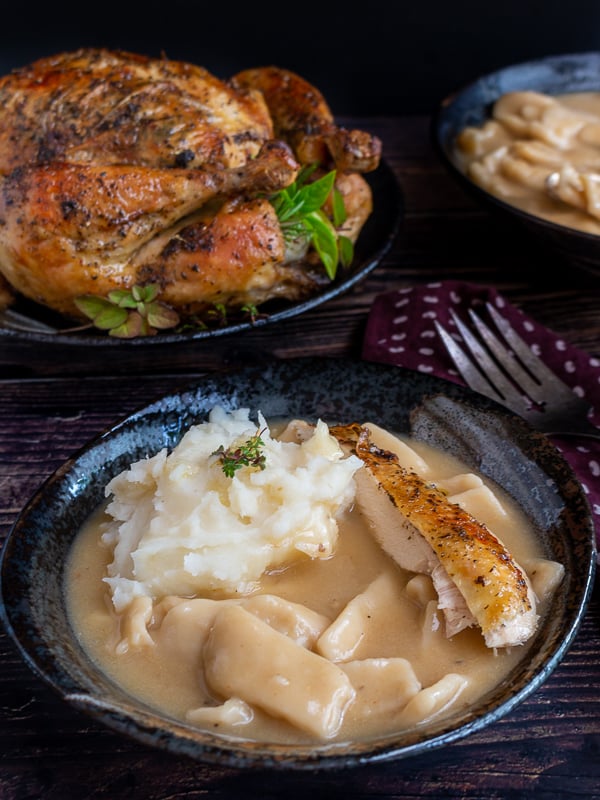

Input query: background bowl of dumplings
[432,51,600,279]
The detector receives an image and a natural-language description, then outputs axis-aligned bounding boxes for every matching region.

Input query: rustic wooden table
[1,116,599,799]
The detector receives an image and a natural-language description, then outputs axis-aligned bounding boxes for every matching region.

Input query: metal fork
[0,308,57,333]
[434,303,600,441]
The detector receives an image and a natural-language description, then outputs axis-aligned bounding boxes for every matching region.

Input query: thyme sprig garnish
[269,164,354,279]
[212,430,267,478]
[74,284,180,338]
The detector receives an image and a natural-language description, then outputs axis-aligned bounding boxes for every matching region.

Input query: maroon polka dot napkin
[362,280,600,555]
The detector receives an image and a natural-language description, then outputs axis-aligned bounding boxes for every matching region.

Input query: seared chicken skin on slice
[0,50,380,323]
[329,423,538,649]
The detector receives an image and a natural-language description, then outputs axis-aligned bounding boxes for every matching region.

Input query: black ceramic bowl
[0,358,596,770]
[432,51,600,279]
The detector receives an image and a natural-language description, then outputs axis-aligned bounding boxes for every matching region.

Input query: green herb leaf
[269,165,352,280]
[107,289,138,309]
[332,187,347,227]
[133,284,159,303]
[74,295,129,329]
[207,303,228,325]
[240,302,260,323]
[305,211,339,280]
[109,310,147,338]
[295,171,336,215]
[146,302,181,329]
[212,430,267,478]
[74,284,180,337]
[338,234,354,268]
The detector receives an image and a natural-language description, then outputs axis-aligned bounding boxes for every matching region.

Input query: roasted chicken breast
[0,49,381,323]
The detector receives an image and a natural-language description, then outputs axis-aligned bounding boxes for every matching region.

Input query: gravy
[65,423,560,744]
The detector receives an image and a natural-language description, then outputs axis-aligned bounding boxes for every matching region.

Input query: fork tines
[435,302,600,439]
[435,303,573,414]
[433,315,507,404]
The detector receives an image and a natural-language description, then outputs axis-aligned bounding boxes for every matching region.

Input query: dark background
[2,1,600,115]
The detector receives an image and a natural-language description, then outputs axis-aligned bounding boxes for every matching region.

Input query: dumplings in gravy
[66,407,563,743]
[454,90,600,234]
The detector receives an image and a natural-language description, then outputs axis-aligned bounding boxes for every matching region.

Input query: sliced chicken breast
[329,422,538,649]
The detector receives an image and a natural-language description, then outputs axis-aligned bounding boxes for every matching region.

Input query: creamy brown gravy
[454,91,600,234]
[65,430,552,745]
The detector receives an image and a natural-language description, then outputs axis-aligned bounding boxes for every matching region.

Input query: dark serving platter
[0,357,595,770]
[0,160,402,346]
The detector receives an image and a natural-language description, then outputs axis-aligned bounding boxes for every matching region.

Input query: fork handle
[547,422,600,442]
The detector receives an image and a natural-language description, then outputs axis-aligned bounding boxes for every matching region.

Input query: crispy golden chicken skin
[329,423,538,649]
[0,50,380,322]
[0,48,274,172]
[231,66,382,173]
[0,143,303,317]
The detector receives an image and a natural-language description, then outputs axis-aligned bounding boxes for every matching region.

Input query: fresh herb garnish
[206,303,229,327]
[212,430,267,478]
[74,284,180,338]
[240,302,261,324]
[269,165,354,279]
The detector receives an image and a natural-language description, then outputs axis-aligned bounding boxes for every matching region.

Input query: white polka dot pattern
[362,280,600,558]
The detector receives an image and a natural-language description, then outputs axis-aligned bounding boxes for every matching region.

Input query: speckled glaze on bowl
[432,51,600,279]
[0,357,595,770]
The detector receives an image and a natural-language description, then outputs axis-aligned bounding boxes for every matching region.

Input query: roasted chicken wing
[231,66,382,173]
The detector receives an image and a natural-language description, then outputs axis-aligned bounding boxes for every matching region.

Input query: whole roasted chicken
[0,49,381,331]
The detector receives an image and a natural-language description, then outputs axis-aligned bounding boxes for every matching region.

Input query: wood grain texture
[0,115,599,800]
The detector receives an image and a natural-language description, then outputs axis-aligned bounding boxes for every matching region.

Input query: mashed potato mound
[101,406,362,611]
